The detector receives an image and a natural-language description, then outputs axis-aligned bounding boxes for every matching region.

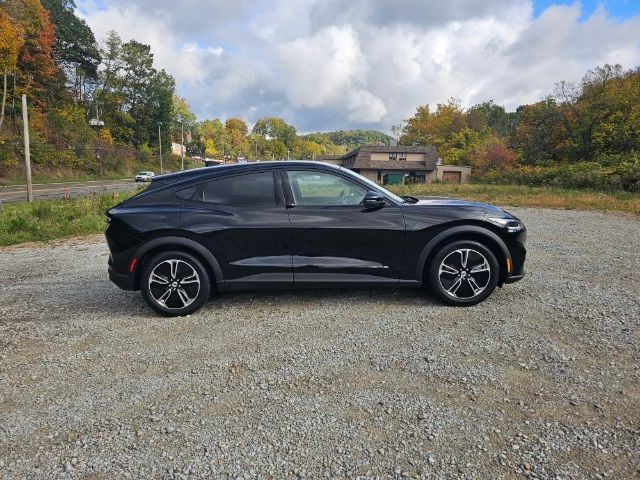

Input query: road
[0,179,140,203]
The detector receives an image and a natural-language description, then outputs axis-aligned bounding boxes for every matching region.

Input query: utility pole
[21,95,33,203]
[287,149,290,161]
[180,123,185,171]
[158,122,163,174]
[90,104,105,177]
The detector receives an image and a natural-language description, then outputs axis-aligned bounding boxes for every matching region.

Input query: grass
[0,191,136,247]
[0,157,205,186]
[387,182,640,216]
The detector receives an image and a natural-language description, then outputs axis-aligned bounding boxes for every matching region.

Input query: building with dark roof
[315,145,471,185]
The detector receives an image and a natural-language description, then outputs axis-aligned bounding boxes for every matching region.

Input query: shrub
[475,153,640,191]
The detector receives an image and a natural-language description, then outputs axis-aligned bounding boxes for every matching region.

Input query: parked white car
[135,171,155,182]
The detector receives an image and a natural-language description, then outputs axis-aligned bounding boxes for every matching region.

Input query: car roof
[153,161,342,185]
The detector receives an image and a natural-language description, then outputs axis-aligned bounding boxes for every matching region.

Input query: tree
[41,0,101,99]
[0,9,23,130]
[225,117,249,157]
[196,119,229,157]
[1,0,63,107]
[292,139,323,159]
[469,136,517,173]
[515,99,566,164]
[252,116,297,149]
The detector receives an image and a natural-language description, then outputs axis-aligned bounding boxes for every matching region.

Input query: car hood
[404,197,515,219]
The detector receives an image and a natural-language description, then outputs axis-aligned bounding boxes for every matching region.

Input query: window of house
[389,153,398,161]
[287,171,367,206]
[399,152,407,161]
[201,171,276,206]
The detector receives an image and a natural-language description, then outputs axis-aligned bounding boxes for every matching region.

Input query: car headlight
[486,217,525,233]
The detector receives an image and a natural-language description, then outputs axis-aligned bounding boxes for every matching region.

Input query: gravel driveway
[0,207,638,479]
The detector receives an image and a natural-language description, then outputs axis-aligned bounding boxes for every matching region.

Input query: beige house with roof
[315,145,471,185]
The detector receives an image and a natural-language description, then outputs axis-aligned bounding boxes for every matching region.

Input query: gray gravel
[0,207,639,479]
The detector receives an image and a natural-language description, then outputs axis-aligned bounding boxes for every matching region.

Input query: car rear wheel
[428,240,499,306]
[140,251,211,316]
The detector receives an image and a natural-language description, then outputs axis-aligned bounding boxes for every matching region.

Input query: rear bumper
[108,266,136,290]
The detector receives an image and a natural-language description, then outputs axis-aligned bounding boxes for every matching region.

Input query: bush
[476,153,640,191]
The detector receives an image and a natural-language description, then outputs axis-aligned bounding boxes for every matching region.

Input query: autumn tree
[1,0,63,107]
[0,9,23,130]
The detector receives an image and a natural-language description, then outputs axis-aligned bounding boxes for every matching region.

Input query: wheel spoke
[180,273,199,285]
[439,263,459,275]
[446,277,463,296]
[467,276,483,295]
[470,260,490,274]
[157,288,173,305]
[458,249,470,268]
[150,272,169,285]
[169,260,179,279]
[176,288,192,307]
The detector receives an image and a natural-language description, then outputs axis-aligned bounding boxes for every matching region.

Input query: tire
[428,240,499,306]
[140,251,211,316]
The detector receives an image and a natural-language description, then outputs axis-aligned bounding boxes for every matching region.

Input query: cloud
[77,1,640,132]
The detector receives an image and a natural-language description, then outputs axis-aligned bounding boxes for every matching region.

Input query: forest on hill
[0,0,638,191]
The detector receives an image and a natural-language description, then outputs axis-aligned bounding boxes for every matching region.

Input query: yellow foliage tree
[0,9,24,130]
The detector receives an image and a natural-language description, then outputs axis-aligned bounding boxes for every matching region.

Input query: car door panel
[179,171,292,289]
[283,170,406,286]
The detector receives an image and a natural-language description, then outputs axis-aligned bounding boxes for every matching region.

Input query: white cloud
[77,1,640,132]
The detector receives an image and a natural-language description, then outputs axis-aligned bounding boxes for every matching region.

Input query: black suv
[106,162,526,316]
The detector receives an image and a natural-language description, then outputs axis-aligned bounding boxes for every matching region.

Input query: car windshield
[342,168,405,204]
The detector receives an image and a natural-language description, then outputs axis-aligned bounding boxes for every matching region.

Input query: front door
[283,169,406,287]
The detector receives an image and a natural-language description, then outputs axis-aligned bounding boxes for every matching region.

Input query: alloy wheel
[148,259,201,310]
[438,248,491,299]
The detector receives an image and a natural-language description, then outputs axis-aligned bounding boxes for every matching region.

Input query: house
[315,145,471,185]
[171,142,186,156]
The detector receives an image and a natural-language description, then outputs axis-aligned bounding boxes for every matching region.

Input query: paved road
[0,179,141,203]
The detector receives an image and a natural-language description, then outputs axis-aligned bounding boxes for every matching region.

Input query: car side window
[201,171,276,206]
[287,171,367,206]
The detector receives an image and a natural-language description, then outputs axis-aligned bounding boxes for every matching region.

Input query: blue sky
[77,1,640,132]
[533,0,640,20]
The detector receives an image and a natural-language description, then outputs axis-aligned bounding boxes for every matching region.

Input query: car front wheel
[140,251,211,316]
[428,240,499,306]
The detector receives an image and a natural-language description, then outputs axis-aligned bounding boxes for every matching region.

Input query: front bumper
[504,272,526,284]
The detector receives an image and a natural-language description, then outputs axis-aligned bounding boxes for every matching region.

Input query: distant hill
[302,130,394,152]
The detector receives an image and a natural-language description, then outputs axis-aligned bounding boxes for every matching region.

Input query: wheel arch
[416,226,510,285]
[132,237,223,291]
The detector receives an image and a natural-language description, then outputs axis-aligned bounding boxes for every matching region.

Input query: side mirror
[363,191,386,209]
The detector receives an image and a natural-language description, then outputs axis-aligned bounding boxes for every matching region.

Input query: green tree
[252,116,297,149]
[515,99,565,164]
[225,117,250,157]
[41,0,100,99]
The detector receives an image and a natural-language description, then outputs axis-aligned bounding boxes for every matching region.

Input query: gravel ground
[0,207,639,479]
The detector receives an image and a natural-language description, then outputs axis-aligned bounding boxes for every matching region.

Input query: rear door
[283,168,406,286]
[180,170,292,289]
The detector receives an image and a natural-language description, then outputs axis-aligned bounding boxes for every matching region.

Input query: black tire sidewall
[140,251,211,316]
[429,240,499,306]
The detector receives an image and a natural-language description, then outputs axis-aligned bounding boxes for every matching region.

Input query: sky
[76,1,640,133]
